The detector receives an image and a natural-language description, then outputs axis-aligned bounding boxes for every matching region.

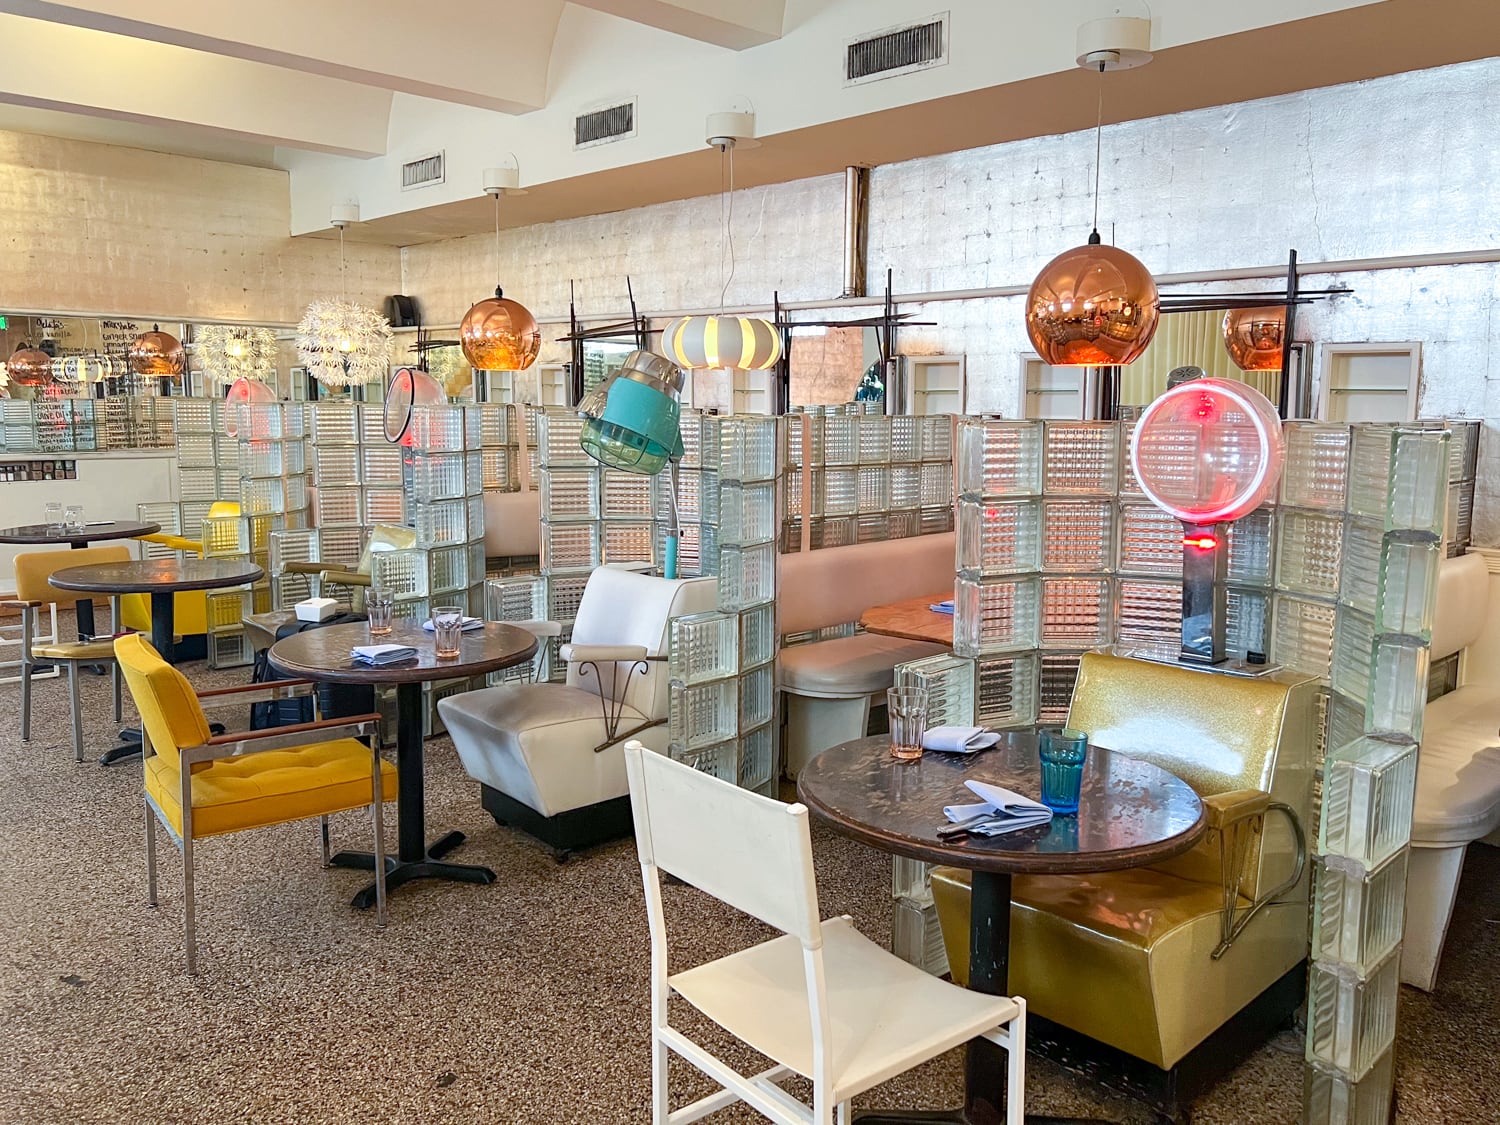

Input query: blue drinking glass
[1039,727,1088,814]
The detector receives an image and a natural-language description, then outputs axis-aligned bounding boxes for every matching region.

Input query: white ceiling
[0,0,1494,245]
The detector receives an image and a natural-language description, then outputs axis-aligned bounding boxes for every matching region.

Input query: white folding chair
[623,742,1026,1125]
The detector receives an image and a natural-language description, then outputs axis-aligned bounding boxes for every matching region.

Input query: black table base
[856,871,1112,1125]
[331,829,495,909]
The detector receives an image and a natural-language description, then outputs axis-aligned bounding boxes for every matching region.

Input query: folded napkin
[943,779,1053,836]
[922,725,1002,754]
[929,599,955,615]
[421,616,484,632]
[350,643,419,666]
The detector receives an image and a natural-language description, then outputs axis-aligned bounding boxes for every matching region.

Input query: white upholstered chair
[623,742,1026,1125]
[439,567,716,855]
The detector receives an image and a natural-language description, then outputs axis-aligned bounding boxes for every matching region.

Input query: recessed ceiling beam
[0,0,563,113]
[570,0,783,49]
[0,14,391,156]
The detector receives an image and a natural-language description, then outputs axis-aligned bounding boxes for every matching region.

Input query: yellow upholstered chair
[280,522,417,610]
[124,500,246,641]
[114,633,396,973]
[4,545,132,761]
[931,651,1318,1096]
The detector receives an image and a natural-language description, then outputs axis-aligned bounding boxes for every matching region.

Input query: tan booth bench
[931,651,1318,1115]
[1403,551,1500,989]
[778,533,954,777]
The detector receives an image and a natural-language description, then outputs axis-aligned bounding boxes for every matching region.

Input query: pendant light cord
[1091,59,1105,243]
[720,141,737,310]
[338,224,347,302]
[494,190,503,296]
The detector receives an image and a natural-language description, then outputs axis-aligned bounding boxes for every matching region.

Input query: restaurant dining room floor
[0,637,1495,1124]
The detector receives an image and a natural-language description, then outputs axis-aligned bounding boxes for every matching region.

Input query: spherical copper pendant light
[1222,306,1287,371]
[460,167,540,373]
[1024,23,1160,368]
[6,343,55,387]
[128,324,185,378]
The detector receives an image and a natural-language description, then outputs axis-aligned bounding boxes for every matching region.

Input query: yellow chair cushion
[145,739,397,839]
[31,638,119,661]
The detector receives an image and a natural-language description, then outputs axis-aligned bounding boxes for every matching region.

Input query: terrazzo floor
[0,631,1494,1124]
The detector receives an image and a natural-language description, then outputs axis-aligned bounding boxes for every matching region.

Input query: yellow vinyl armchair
[125,500,248,642]
[114,633,397,973]
[931,651,1319,1115]
[278,522,417,611]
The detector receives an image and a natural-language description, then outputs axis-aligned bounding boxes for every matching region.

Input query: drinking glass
[44,502,63,534]
[887,686,928,761]
[64,505,85,534]
[1039,727,1088,814]
[366,592,394,637]
[432,604,465,659]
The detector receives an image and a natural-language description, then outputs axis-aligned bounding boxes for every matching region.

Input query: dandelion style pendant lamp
[197,325,278,388]
[459,167,540,373]
[297,206,393,390]
[663,113,781,372]
[1025,19,1160,368]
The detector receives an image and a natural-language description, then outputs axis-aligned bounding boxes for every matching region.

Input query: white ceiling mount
[705,110,760,151]
[329,203,360,228]
[483,165,527,197]
[1076,16,1153,71]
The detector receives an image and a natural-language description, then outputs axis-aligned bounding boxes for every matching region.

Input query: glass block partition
[896,415,1460,1122]
[1,396,176,453]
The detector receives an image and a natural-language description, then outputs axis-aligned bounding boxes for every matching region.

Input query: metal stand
[1179,523,1227,666]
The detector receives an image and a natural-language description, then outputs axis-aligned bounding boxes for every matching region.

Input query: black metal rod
[1279,249,1299,419]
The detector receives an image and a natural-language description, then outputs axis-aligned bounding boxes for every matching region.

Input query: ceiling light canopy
[1222,306,1287,371]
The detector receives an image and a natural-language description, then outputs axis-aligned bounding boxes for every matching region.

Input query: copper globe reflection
[459,289,540,372]
[1025,242,1160,366]
[128,325,185,377]
[1222,306,1286,371]
[6,345,55,387]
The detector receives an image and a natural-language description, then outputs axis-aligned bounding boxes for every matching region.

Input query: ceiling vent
[575,98,638,149]
[401,151,445,191]
[845,14,948,86]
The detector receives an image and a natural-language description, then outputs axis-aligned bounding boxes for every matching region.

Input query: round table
[268,620,538,909]
[49,558,264,664]
[797,732,1206,1124]
[858,591,955,646]
[0,520,162,638]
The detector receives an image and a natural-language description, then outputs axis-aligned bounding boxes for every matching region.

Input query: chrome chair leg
[371,749,387,927]
[182,829,197,975]
[144,799,158,907]
[319,816,332,868]
[19,613,32,744]
[68,662,84,763]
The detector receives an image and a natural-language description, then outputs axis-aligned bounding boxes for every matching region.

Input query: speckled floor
[0,632,1494,1124]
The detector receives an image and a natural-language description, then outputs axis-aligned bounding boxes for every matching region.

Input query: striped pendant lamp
[663,314,781,371]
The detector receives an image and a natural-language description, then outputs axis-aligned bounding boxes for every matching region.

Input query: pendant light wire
[720,140,737,309]
[493,190,502,294]
[338,224,347,302]
[1091,59,1106,242]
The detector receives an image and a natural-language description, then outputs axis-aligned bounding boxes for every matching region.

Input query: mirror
[786,325,882,407]
[1120,307,1287,408]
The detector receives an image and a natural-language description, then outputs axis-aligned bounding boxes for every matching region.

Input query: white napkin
[350,643,419,665]
[922,725,1002,754]
[943,779,1053,835]
[929,599,955,614]
[421,616,484,632]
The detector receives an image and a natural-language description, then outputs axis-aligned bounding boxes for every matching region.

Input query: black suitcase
[250,613,377,729]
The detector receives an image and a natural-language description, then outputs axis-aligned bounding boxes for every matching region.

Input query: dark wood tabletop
[48,558,264,594]
[859,591,955,645]
[0,520,161,546]
[266,620,538,684]
[797,732,1206,875]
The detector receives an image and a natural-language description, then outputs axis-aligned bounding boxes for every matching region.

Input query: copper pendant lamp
[6,343,54,387]
[460,167,540,373]
[1025,25,1159,368]
[128,324,185,378]
[1222,306,1287,371]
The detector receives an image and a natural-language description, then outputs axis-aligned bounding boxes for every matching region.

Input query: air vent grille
[846,15,948,85]
[575,100,637,148]
[401,152,445,191]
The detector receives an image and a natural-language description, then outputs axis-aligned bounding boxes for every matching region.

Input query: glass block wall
[780,405,955,552]
[1,396,176,453]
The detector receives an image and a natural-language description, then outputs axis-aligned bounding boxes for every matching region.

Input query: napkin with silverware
[941,779,1053,836]
[350,643,419,666]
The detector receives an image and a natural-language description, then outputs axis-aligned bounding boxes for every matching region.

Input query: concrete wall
[400,58,1500,541]
[0,130,400,326]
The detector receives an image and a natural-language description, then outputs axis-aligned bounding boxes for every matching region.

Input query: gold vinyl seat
[932,651,1318,1075]
[115,633,396,973]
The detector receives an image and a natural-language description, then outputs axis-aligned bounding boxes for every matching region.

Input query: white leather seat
[623,743,1026,1125]
[439,567,716,853]
[779,634,947,698]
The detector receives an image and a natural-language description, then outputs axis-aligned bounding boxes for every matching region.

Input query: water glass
[366,593,394,637]
[432,604,464,659]
[1039,727,1088,814]
[64,505,85,534]
[44,502,63,534]
[887,686,929,761]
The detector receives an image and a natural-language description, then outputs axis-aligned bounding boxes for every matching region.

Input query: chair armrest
[1,599,43,609]
[1203,788,1271,831]
[323,570,371,588]
[137,533,203,554]
[196,679,318,698]
[561,643,652,663]
[280,561,327,575]
[183,713,383,763]
[1208,791,1305,960]
[515,619,563,639]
